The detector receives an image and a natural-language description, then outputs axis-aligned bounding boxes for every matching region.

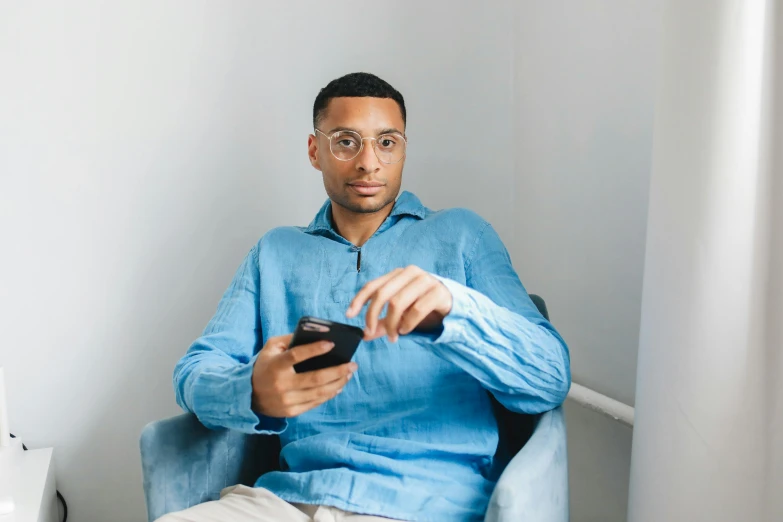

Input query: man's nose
[355,139,380,172]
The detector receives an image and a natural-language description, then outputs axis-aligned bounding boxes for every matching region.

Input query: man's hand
[346,265,453,342]
[251,334,357,418]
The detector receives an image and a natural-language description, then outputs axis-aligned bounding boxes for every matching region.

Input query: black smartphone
[289,316,364,373]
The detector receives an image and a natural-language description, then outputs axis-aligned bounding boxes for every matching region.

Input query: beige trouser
[156,485,403,522]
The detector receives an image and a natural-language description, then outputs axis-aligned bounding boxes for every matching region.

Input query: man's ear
[308,134,322,171]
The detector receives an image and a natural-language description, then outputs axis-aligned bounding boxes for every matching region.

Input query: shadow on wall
[565,402,632,522]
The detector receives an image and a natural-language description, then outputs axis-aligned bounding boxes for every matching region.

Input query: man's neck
[330,201,395,247]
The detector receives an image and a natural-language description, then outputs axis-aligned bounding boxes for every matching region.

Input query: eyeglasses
[315,128,407,164]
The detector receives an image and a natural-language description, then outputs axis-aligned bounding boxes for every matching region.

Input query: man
[164,72,570,522]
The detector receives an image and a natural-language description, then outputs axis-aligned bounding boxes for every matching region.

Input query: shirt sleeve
[413,222,571,414]
[172,244,287,434]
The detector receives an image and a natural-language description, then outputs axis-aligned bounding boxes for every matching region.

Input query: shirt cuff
[189,355,288,435]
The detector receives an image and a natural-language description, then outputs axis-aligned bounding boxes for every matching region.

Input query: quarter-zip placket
[351,245,362,272]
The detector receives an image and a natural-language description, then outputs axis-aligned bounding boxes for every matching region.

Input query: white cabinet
[0,446,58,522]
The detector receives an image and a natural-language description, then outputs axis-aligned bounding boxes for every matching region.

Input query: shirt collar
[304,191,427,234]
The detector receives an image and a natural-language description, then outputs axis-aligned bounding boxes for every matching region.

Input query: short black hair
[313,72,406,129]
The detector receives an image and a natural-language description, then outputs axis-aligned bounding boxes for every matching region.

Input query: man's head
[308,73,407,215]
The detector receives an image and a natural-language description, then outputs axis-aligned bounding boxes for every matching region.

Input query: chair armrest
[140,413,279,521]
[485,407,569,522]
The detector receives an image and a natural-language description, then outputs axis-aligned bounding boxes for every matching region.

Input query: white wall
[512,2,660,521]
[0,2,515,521]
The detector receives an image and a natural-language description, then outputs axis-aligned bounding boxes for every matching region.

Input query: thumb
[262,333,294,355]
[363,321,388,341]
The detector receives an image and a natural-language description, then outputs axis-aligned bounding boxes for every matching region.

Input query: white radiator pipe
[567,382,635,428]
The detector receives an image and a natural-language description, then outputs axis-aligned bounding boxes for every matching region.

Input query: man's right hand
[251,334,357,418]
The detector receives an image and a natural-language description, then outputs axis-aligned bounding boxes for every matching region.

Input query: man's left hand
[346,265,453,342]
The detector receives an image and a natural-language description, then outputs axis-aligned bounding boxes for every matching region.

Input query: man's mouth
[348,182,385,196]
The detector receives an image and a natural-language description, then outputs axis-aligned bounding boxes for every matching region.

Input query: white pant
[156,485,403,522]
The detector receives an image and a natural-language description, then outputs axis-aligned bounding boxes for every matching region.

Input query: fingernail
[347,373,353,380]
[350,363,358,371]
[337,387,344,394]
[324,342,335,349]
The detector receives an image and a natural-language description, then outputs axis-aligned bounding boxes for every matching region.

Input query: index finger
[346,268,402,318]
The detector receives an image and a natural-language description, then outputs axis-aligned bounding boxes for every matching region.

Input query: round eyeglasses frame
[314,128,407,164]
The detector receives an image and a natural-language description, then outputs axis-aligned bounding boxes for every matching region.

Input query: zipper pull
[350,245,362,272]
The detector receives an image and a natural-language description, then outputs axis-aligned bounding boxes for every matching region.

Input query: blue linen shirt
[173,191,570,521]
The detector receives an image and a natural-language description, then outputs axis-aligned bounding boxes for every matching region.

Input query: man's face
[308,97,406,215]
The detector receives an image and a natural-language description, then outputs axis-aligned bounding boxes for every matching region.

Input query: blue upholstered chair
[140,295,568,521]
